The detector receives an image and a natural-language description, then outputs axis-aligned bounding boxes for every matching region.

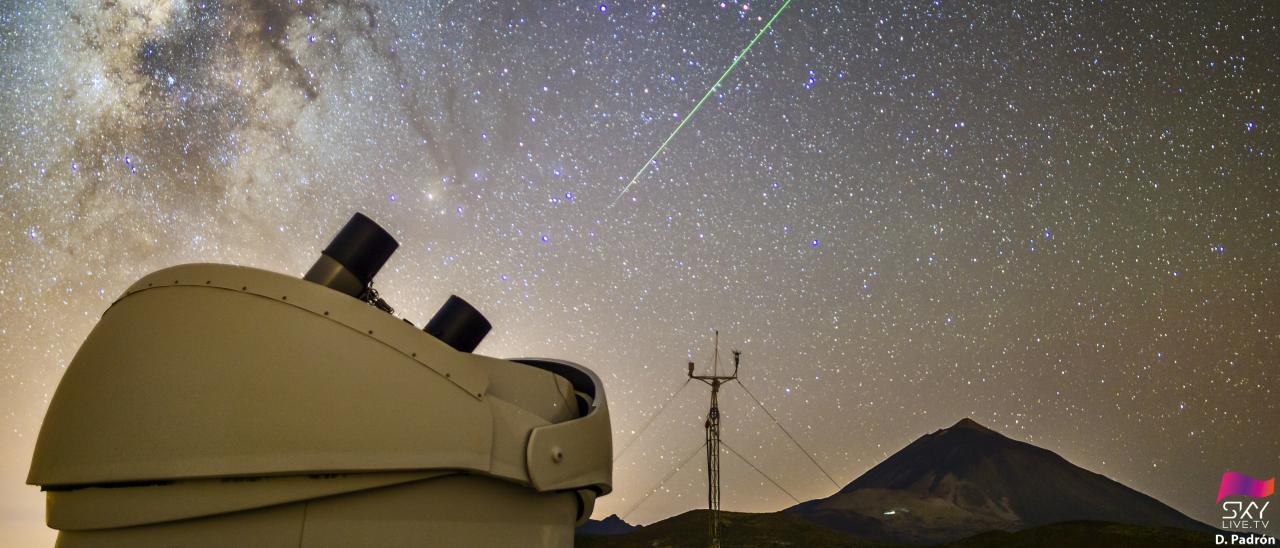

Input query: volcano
[786,418,1213,544]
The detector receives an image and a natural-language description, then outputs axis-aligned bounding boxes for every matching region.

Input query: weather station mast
[688,330,740,548]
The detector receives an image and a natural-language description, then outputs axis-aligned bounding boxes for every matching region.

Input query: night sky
[1,0,1276,543]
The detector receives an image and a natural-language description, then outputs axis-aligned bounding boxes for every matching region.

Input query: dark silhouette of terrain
[787,418,1212,544]
[579,418,1217,546]
[575,513,635,536]
[576,512,1213,547]
[944,520,1213,548]
[577,509,879,548]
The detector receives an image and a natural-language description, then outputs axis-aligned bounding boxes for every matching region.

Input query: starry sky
[1,0,1276,543]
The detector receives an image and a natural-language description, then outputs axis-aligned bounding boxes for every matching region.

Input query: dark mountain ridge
[787,418,1212,544]
[575,513,636,536]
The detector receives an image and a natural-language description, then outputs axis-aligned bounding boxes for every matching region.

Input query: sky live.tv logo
[1219,471,1275,532]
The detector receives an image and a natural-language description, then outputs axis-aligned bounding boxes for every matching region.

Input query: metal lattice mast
[705,385,721,545]
[688,330,739,548]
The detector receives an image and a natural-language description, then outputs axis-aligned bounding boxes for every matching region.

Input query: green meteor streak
[610,0,793,207]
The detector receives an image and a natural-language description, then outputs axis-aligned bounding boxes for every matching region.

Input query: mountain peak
[576,514,635,536]
[950,417,992,432]
[789,417,1211,544]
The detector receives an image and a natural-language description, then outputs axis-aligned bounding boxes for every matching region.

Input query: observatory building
[28,213,612,547]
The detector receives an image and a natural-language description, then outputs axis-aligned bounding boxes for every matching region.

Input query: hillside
[786,418,1211,544]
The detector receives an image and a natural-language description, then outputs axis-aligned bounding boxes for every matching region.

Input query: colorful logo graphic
[1218,471,1276,503]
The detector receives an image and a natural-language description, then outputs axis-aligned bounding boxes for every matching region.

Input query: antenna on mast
[688,330,739,548]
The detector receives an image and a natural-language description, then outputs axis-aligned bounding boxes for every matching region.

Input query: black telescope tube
[424,295,491,353]
[322,213,398,285]
[304,213,399,298]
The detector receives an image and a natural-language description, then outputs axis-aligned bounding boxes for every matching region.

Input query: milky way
[1,1,1276,543]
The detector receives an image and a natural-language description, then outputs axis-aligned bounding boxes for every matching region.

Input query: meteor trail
[609,0,793,208]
